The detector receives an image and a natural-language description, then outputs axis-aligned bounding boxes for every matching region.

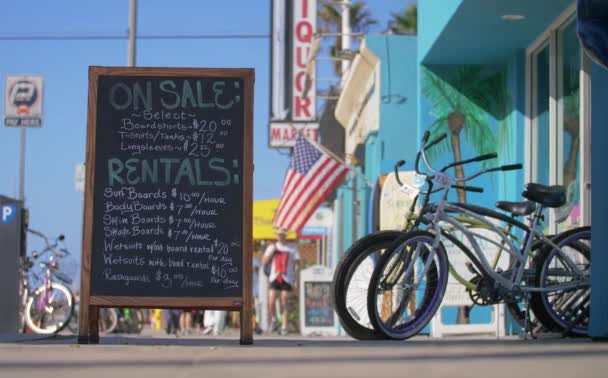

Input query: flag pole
[289,125,374,189]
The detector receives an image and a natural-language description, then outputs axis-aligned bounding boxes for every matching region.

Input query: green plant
[389,4,417,34]
[318,1,378,77]
[422,66,511,203]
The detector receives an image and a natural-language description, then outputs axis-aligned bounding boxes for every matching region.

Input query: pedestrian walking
[262,227,300,335]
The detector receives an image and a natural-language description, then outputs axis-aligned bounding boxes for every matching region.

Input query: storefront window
[528,13,588,232]
[557,20,581,229]
[533,44,551,186]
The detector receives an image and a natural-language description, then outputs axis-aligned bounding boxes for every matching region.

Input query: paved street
[2,331,608,378]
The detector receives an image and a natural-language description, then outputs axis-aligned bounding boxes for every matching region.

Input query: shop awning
[334,43,379,130]
[422,0,575,65]
[334,42,380,155]
[253,199,297,241]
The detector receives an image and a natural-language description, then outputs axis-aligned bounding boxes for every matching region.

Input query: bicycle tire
[66,304,79,334]
[99,308,118,335]
[503,239,552,329]
[332,230,403,340]
[530,226,591,336]
[24,282,74,335]
[134,309,146,334]
[367,230,449,340]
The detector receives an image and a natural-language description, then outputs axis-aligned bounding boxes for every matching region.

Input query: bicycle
[67,301,118,335]
[20,230,75,335]
[115,308,146,334]
[333,139,530,340]
[366,132,590,340]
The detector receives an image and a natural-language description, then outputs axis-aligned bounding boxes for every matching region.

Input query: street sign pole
[4,75,44,202]
[19,126,26,202]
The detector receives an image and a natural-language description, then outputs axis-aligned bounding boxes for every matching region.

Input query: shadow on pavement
[1,343,608,370]
[0,333,597,348]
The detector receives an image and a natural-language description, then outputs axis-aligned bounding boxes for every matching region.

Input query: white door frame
[525,3,591,230]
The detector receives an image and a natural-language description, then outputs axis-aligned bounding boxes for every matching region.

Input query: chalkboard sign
[299,265,338,336]
[79,67,253,344]
[304,282,334,327]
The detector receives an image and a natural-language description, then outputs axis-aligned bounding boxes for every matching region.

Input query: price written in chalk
[89,74,246,298]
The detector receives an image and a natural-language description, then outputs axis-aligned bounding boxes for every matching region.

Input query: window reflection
[557,20,581,229]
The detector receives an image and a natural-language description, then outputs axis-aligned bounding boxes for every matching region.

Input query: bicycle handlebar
[425,133,448,150]
[416,133,522,185]
[393,160,406,186]
[27,229,69,262]
[422,130,431,144]
[501,164,522,171]
[453,184,484,193]
[441,152,498,172]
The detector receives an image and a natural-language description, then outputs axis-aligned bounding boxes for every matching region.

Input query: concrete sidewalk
[1,332,608,378]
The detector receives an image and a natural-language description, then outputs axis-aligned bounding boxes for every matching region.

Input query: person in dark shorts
[262,227,300,335]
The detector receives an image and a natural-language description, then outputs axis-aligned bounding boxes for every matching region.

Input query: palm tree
[389,4,417,34]
[318,1,378,77]
[422,66,511,325]
[422,66,500,204]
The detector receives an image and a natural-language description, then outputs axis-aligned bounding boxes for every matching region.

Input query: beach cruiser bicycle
[68,301,119,335]
[366,132,590,340]
[332,135,530,340]
[19,230,75,335]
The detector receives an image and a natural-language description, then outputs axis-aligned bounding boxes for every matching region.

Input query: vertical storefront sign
[292,0,316,122]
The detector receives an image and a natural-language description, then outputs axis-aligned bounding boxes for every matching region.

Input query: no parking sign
[4,75,43,128]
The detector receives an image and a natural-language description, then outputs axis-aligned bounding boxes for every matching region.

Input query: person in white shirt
[262,227,300,335]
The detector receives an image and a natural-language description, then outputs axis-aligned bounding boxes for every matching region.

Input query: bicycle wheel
[124,309,146,334]
[133,309,146,334]
[67,302,80,334]
[367,230,449,340]
[24,282,74,334]
[99,308,118,335]
[332,230,403,340]
[530,226,591,336]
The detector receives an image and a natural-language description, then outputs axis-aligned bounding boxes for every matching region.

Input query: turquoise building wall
[366,35,419,169]
[418,0,462,65]
[590,62,608,337]
[417,0,606,334]
[337,35,418,254]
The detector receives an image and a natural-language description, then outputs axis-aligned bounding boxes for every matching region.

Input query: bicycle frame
[36,264,53,313]
[418,189,589,295]
[388,131,589,297]
[395,181,522,293]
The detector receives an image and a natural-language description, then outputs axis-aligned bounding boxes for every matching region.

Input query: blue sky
[0,0,414,259]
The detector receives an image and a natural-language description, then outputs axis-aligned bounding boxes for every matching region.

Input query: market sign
[268,0,317,150]
[292,0,316,122]
[4,76,43,128]
[269,121,319,148]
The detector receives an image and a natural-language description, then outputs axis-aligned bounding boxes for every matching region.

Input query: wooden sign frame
[78,67,254,345]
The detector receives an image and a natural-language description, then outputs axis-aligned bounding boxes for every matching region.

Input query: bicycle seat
[495,201,537,216]
[522,183,566,208]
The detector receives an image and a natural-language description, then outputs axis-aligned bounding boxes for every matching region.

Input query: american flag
[273,134,348,233]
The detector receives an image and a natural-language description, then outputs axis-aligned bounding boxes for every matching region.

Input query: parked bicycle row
[332,131,590,340]
[18,229,146,336]
[18,230,250,337]
[18,230,75,335]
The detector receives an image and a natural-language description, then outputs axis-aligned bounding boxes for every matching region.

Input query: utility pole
[340,0,351,82]
[339,0,356,243]
[18,125,25,202]
[128,0,137,67]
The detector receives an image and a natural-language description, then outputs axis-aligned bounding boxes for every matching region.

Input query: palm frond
[463,112,497,169]
[424,116,450,164]
[390,4,417,34]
